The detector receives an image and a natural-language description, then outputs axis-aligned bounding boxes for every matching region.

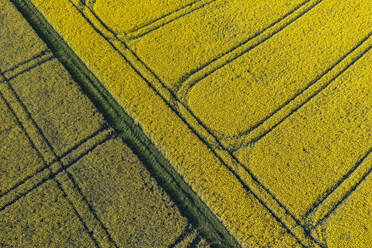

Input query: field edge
[8,0,242,247]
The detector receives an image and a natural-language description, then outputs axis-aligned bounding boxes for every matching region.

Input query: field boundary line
[0,128,114,216]
[0,83,61,210]
[0,73,110,248]
[13,0,241,247]
[1,55,117,247]
[175,0,320,92]
[4,54,55,81]
[74,0,216,41]
[228,35,372,151]
[169,224,195,248]
[187,234,202,248]
[168,224,198,248]
[67,1,247,246]
[1,48,51,74]
[231,46,371,237]
[313,167,372,230]
[125,0,208,33]
[124,0,217,41]
[0,124,109,202]
[305,149,372,228]
[0,100,113,212]
[0,69,58,165]
[61,0,324,246]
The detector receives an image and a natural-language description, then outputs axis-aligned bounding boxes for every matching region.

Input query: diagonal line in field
[1,48,51,74]
[65,1,322,247]
[126,0,217,41]
[0,123,109,199]
[177,0,319,89]
[91,0,312,233]
[314,164,372,229]
[229,33,372,150]
[0,130,113,214]
[306,148,371,228]
[187,234,202,248]
[0,67,116,247]
[230,46,371,232]
[169,225,195,248]
[250,45,371,145]
[4,69,120,248]
[0,133,113,247]
[305,148,372,219]
[80,0,216,41]
[80,0,321,166]
[6,54,55,81]
[0,74,102,247]
[125,0,207,34]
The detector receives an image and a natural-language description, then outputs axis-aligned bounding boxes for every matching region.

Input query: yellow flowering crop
[9,59,105,155]
[93,0,197,34]
[62,137,193,247]
[0,92,44,196]
[0,180,98,247]
[313,171,372,248]
[27,0,372,246]
[186,0,371,141]
[0,1,209,246]
[131,0,305,87]
[235,48,372,218]
[0,0,47,71]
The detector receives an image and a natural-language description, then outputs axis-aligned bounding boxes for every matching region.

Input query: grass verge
[9,0,241,247]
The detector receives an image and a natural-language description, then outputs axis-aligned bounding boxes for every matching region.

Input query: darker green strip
[9,0,241,247]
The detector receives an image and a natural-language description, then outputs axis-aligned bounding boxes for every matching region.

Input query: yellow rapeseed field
[9,59,105,155]
[313,171,372,248]
[0,0,47,71]
[186,0,371,141]
[0,93,45,195]
[25,0,372,247]
[235,48,372,218]
[130,0,305,87]
[0,1,210,246]
[58,137,193,248]
[93,0,196,34]
[1,180,99,247]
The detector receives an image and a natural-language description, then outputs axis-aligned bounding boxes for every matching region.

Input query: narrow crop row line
[305,148,372,218]
[229,33,372,150]
[1,48,51,74]
[0,74,107,247]
[66,1,320,246]
[0,123,109,199]
[169,224,195,248]
[314,166,372,229]
[126,0,205,34]
[306,148,372,229]
[1,65,118,247]
[6,54,55,81]
[8,0,236,247]
[125,0,217,41]
[187,234,202,248]
[0,129,113,217]
[248,45,371,145]
[176,0,318,90]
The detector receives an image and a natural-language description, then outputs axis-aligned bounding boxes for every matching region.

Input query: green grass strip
[10,0,242,247]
